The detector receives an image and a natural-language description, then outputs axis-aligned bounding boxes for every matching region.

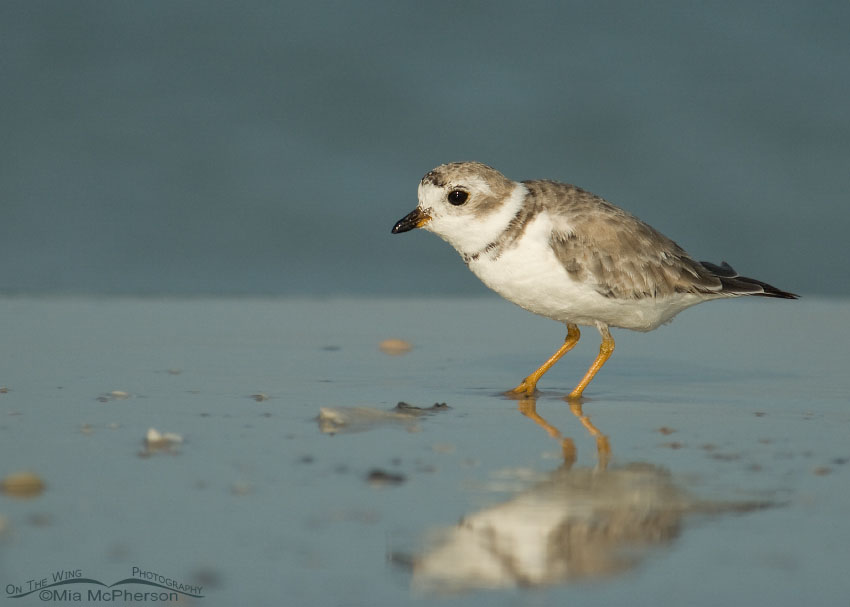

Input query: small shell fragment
[230,482,253,496]
[379,339,413,355]
[141,428,183,456]
[146,428,183,447]
[97,390,131,403]
[366,469,406,487]
[1,471,46,498]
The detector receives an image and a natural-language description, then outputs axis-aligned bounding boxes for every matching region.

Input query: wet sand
[1,296,848,605]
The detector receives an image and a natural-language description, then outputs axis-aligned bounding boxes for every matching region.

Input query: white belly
[466,215,703,331]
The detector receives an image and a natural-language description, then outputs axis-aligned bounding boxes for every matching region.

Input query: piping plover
[392,162,798,399]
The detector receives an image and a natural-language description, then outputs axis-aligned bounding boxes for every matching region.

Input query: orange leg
[567,324,614,400]
[509,323,580,396]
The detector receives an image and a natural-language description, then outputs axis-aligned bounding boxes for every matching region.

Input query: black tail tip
[762,288,800,300]
[700,260,799,300]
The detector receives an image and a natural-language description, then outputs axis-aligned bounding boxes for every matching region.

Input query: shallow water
[1,296,848,605]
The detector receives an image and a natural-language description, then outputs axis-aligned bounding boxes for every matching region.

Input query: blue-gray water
[1,1,848,296]
[1,296,848,605]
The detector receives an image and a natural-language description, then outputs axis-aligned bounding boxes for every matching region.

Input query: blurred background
[1,1,847,296]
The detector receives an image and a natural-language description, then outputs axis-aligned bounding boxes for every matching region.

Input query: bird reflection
[517,396,610,469]
[404,397,769,594]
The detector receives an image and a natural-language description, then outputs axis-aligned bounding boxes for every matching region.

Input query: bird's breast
[464,218,701,330]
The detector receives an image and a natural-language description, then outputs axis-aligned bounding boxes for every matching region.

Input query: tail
[700,261,799,299]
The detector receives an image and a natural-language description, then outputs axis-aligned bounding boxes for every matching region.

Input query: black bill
[391,207,431,234]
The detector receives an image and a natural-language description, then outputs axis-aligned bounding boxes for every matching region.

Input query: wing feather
[524,180,722,299]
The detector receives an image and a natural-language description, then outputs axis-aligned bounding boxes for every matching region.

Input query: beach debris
[318,407,418,434]
[394,402,450,415]
[27,512,52,527]
[366,469,406,487]
[191,567,224,589]
[318,402,449,435]
[231,482,253,496]
[1,471,46,498]
[379,338,413,355]
[140,428,183,456]
[97,390,131,403]
[79,422,122,434]
[431,443,455,454]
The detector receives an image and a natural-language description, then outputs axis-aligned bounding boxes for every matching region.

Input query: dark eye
[447,189,468,205]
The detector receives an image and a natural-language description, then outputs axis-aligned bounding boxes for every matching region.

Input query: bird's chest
[466,235,591,320]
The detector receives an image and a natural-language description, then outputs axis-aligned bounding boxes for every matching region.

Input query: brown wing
[524,180,723,300]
